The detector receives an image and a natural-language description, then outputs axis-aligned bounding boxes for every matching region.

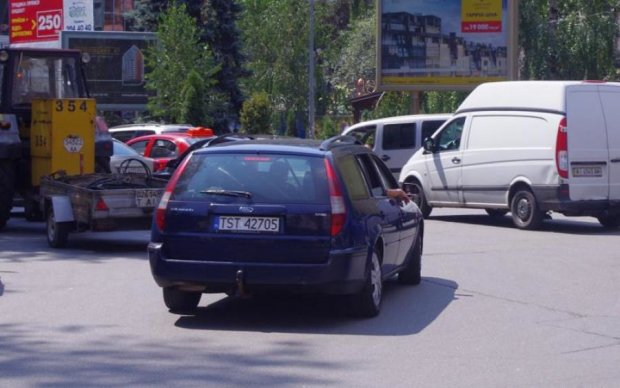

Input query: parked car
[399,80,620,229]
[110,139,155,174]
[342,114,451,179]
[126,128,215,172]
[148,136,424,317]
[109,123,194,143]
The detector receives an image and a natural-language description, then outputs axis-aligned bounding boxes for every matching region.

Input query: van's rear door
[596,85,620,201]
[565,85,610,201]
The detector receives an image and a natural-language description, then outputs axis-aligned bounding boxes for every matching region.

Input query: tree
[239,92,272,135]
[144,3,221,125]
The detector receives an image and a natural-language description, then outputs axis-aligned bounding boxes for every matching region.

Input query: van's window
[383,123,416,150]
[468,116,551,149]
[421,120,446,142]
[348,126,376,149]
[337,155,369,200]
[357,154,385,197]
[435,117,465,152]
[129,140,149,155]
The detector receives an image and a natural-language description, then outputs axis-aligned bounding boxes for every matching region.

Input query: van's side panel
[461,114,556,206]
[597,87,620,201]
[565,86,610,201]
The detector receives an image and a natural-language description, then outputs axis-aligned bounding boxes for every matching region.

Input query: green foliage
[240,92,273,135]
[144,4,221,127]
[422,92,468,114]
[315,116,340,140]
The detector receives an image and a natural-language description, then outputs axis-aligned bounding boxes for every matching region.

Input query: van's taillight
[325,158,346,236]
[556,117,568,179]
[155,157,190,232]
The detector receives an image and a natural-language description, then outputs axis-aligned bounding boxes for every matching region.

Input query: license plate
[215,216,280,233]
[572,166,602,177]
[135,189,162,208]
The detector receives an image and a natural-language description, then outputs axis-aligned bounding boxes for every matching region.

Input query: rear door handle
[611,158,620,163]
[381,155,390,161]
[451,157,461,164]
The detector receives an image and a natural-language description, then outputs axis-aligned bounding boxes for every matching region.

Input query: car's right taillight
[555,117,568,179]
[324,158,346,236]
[155,157,190,232]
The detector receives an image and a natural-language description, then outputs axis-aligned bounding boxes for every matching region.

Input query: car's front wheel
[597,214,620,229]
[163,288,201,313]
[398,232,422,285]
[350,249,383,318]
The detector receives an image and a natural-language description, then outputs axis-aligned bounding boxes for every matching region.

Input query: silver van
[342,114,451,178]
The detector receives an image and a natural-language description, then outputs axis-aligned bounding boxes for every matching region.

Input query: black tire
[46,209,71,248]
[0,160,15,231]
[398,232,422,285]
[163,288,201,313]
[485,209,508,218]
[405,180,432,218]
[510,189,544,230]
[350,249,383,318]
[597,214,620,229]
[24,198,44,222]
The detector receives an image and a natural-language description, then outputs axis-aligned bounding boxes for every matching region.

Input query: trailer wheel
[0,160,15,231]
[47,208,70,248]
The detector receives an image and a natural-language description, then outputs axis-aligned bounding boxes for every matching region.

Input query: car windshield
[173,153,329,204]
[113,140,140,156]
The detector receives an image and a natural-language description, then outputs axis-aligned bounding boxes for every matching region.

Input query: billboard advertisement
[61,31,157,111]
[378,0,518,91]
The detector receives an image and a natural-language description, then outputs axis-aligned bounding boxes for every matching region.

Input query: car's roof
[126,132,213,144]
[343,113,452,132]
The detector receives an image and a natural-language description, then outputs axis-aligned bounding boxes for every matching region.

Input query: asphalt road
[1,208,619,387]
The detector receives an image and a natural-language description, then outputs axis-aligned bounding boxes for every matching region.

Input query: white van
[342,114,451,178]
[399,81,620,229]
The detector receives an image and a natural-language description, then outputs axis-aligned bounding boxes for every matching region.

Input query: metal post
[308,0,315,139]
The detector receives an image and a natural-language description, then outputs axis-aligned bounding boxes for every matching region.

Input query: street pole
[308,0,316,139]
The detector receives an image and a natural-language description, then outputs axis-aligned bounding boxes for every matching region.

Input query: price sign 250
[37,10,63,38]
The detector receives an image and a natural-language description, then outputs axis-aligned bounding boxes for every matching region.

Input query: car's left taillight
[325,158,347,236]
[155,157,190,232]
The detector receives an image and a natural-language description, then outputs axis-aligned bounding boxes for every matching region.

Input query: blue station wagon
[148,136,424,317]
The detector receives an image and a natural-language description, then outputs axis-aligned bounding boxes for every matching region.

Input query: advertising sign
[9,0,64,44]
[61,31,157,110]
[378,0,518,91]
[64,0,94,32]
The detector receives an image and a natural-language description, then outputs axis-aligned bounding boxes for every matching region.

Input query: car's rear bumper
[148,242,369,295]
[534,184,620,216]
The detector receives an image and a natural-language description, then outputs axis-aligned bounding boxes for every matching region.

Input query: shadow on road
[174,277,458,336]
[429,213,620,236]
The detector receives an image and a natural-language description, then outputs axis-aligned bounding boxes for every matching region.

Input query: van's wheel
[510,189,543,230]
[405,180,432,218]
[597,214,620,229]
[485,209,508,218]
[163,288,201,313]
[46,209,71,248]
[398,232,422,285]
[350,248,383,318]
[0,160,15,231]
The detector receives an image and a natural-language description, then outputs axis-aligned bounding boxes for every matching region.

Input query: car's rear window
[173,153,329,204]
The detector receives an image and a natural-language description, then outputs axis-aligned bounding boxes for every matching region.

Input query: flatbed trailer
[39,171,168,248]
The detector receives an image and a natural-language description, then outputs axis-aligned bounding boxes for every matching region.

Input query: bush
[240,93,272,134]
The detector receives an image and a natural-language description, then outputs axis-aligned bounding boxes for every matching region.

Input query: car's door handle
[611,158,620,163]
[381,155,390,161]
[451,157,461,164]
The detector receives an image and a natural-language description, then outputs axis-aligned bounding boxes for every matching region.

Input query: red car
[126,128,215,171]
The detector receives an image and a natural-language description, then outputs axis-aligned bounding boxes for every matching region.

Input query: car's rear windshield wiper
[200,189,252,199]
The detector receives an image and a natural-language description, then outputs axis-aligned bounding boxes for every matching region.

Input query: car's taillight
[324,158,346,236]
[155,157,190,232]
[556,117,568,179]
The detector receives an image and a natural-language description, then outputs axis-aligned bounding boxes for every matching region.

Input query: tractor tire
[0,160,16,231]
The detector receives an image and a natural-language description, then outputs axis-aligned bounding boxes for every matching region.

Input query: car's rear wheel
[163,288,201,313]
[398,233,422,285]
[510,189,543,230]
[485,209,508,218]
[597,214,620,229]
[350,249,382,318]
[405,180,432,218]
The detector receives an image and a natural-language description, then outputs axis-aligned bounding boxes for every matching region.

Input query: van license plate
[572,166,602,177]
[215,216,280,233]
[135,190,162,208]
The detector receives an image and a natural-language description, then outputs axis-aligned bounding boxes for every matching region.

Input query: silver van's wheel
[405,180,432,218]
[163,288,201,313]
[46,209,71,248]
[350,249,383,318]
[510,189,543,230]
[485,209,508,218]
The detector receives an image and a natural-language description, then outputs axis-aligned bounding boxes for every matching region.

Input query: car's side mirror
[423,137,435,153]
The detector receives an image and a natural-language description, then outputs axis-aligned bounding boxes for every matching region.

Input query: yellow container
[30,98,96,186]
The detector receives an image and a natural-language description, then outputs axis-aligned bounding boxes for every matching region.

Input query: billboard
[378,0,518,91]
[61,31,157,111]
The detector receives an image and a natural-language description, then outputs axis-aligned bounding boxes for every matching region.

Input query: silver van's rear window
[173,153,329,204]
